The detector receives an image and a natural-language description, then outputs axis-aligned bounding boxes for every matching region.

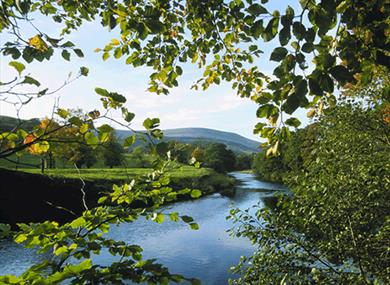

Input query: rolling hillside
[116,128,261,153]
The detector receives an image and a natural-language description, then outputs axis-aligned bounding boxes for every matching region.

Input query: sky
[0,1,307,141]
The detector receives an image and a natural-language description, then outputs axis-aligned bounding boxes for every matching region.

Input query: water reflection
[0,172,286,284]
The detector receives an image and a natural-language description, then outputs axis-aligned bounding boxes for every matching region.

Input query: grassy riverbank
[17,166,235,194]
[0,166,235,225]
[20,165,210,180]
[238,169,253,174]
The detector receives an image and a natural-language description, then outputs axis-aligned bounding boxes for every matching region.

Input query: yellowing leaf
[28,35,49,52]
[79,124,89,134]
[111,38,120,46]
[23,134,35,145]
[29,141,50,155]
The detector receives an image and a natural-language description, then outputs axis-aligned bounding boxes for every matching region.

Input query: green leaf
[57,108,69,119]
[279,27,291,46]
[262,16,279,42]
[143,118,160,130]
[176,66,183,75]
[292,22,306,40]
[301,43,314,53]
[282,94,300,114]
[48,260,92,283]
[80,66,89,76]
[109,92,126,103]
[285,117,301,128]
[169,212,179,222]
[190,189,202,199]
[124,135,136,147]
[151,129,163,139]
[329,65,354,85]
[9,61,25,75]
[68,116,83,126]
[252,20,264,39]
[73,48,84,57]
[189,223,199,230]
[256,104,278,118]
[309,77,323,96]
[102,52,110,61]
[123,110,135,122]
[61,49,70,61]
[114,47,122,59]
[84,132,99,148]
[318,73,334,93]
[15,234,27,243]
[247,4,268,15]
[98,124,114,133]
[54,246,68,256]
[270,47,288,62]
[147,20,165,34]
[152,213,164,224]
[22,76,40,86]
[61,41,75,48]
[181,215,194,223]
[70,217,86,229]
[95,87,109,97]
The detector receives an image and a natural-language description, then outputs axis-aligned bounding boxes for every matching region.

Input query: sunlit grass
[20,165,212,181]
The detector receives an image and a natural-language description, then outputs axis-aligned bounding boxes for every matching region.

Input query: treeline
[251,124,317,182]
[0,114,256,173]
[43,136,255,173]
[231,98,390,283]
[155,141,254,173]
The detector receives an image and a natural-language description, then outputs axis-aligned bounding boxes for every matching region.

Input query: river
[0,172,287,284]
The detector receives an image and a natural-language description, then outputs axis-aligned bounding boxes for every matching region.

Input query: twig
[45,201,77,217]
[74,163,88,211]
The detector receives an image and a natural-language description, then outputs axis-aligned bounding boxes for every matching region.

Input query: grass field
[19,165,213,181]
[2,155,235,195]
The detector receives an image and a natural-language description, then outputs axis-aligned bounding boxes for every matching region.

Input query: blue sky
[0,1,308,140]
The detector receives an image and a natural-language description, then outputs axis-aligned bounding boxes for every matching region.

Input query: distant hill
[116,128,261,153]
[0,115,40,132]
[0,116,261,153]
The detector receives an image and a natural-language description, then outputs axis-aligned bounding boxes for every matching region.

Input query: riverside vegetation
[0,0,389,284]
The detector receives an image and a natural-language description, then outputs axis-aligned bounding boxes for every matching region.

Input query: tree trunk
[41,158,45,174]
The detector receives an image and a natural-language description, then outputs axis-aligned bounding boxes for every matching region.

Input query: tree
[230,98,390,284]
[126,146,153,168]
[251,124,318,181]
[191,146,206,164]
[72,144,98,169]
[2,0,388,154]
[103,135,125,168]
[252,150,288,182]
[234,153,254,171]
[203,143,236,173]
[168,141,194,164]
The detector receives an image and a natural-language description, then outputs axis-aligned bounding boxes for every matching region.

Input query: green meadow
[19,165,212,181]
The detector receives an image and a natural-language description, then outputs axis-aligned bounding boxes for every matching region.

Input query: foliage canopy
[0,0,389,284]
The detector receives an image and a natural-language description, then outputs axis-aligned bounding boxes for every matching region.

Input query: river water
[0,172,287,284]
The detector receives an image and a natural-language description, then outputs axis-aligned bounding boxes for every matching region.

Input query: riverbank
[0,167,235,226]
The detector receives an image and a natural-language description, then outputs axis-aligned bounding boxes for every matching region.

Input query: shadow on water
[0,171,287,284]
